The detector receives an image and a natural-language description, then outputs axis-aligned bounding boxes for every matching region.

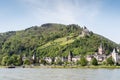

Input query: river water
[0,68,120,80]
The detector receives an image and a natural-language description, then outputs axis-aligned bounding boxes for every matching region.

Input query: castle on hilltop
[82,26,90,36]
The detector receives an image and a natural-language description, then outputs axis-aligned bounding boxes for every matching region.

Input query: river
[0,68,120,80]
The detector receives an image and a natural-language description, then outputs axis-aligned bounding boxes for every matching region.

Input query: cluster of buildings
[23,43,120,65]
[66,44,120,65]
[81,26,120,65]
[86,44,120,65]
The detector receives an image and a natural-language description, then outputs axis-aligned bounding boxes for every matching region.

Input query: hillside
[0,23,119,60]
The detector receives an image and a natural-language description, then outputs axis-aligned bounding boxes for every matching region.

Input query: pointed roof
[99,43,103,49]
[112,48,117,53]
[100,43,102,48]
[68,51,73,57]
[113,48,116,53]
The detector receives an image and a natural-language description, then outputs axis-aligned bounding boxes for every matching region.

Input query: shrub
[91,58,98,66]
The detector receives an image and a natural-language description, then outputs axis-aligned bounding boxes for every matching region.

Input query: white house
[44,57,52,63]
[72,56,80,62]
[86,55,94,62]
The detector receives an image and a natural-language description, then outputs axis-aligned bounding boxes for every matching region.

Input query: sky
[0,0,120,43]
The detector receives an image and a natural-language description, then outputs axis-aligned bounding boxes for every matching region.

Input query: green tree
[91,58,98,66]
[1,55,9,66]
[11,55,22,66]
[76,60,81,65]
[1,55,22,66]
[55,58,63,66]
[23,59,31,65]
[7,57,14,66]
[80,56,88,66]
[17,55,22,66]
[106,57,114,65]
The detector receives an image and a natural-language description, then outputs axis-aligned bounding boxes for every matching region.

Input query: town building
[86,44,106,62]
[61,57,68,62]
[86,55,94,62]
[95,43,106,61]
[72,56,80,62]
[44,57,52,63]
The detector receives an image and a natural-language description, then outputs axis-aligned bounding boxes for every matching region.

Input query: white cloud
[0,0,102,33]
[1,0,120,43]
[18,0,102,25]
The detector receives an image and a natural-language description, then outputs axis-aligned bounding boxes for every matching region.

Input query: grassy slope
[39,36,76,49]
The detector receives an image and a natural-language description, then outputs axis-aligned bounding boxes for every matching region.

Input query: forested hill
[0,23,119,59]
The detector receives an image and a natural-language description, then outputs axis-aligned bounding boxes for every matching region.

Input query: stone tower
[98,43,104,55]
[82,26,90,36]
[112,48,118,64]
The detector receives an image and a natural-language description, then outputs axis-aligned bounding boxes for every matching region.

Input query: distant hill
[0,23,119,59]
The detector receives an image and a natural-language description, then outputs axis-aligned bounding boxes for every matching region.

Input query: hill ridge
[0,23,119,58]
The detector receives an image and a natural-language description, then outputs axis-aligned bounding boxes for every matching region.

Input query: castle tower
[98,43,104,55]
[112,48,118,64]
[82,26,90,36]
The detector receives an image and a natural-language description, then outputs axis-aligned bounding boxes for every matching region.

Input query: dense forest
[0,23,119,65]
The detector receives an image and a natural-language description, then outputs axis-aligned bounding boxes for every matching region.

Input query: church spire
[100,43,102,49]
[111,48,118,65]
[98,43,104,55]
[112,48,116,53]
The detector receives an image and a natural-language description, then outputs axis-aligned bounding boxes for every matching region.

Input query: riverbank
[21,65,120,69]
[1,65,120,69]
[50,65,120,69]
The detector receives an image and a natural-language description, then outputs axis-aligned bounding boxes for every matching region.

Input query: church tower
[98,43,104,55]
[112,48,118,64]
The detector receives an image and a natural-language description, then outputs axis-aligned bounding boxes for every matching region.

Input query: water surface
[0,68,120,80]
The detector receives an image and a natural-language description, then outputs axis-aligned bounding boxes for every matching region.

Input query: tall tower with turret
[98,43,104,55]
[112,48,118,64]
